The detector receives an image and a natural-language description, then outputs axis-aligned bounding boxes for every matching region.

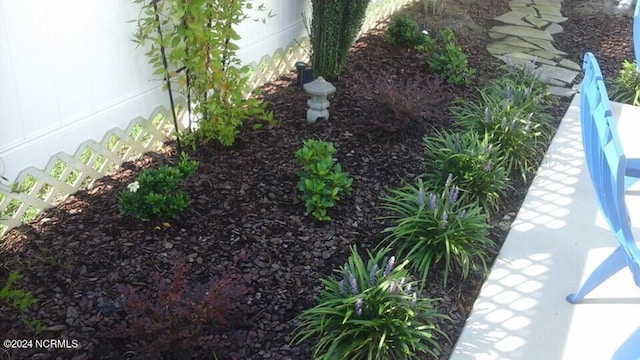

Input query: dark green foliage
[381,178,493,286]
[310,0,370,80]
[424,28,475,86]
[386,15,431,48]
[423,131,510,212]
[609,59,640,106]
[292,246,448,359]
[295,140,353,221]
[118,153,198,220]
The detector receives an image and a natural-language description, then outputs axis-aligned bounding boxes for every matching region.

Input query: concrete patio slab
[450,96,640,360]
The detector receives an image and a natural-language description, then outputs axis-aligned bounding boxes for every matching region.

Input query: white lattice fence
[0,0,416,236]
[0,105,180,235]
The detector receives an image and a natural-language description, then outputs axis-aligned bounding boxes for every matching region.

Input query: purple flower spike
[449,186,459,204]
[428,193,437,210]
[355,297,363,317]
[416,186,425,207]
[484,160,492,173]
[405,283,412,293]
[368,264,378,286]
[384,256,395,276]
[458,209,467,219]
[505,86,513,100]
[339,279,347,295]
[410,292,417,307]
[445,173,453,187]
[440,211,448,229]
[388,280,397,294]
[349,275,358,295]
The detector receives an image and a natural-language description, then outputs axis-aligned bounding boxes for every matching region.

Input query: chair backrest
[580,52,640,284]
[580,53,608,188]
[635,0,640,67]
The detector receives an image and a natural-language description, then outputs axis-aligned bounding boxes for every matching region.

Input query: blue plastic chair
[582,46,640,183]
[635,0,640,69]
[567,52,640,303]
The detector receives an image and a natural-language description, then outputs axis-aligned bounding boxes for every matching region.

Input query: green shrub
[295,140,353,221]
[310,0,370,79]
[609,59,640,106]
[386,15,430,48]
[291,246,448,359]
[134,0,274,148]
[1,272,38,313]
[422,131,510,212]
[381,177,493,286]
[425,28,475,86]
[184,93,274,147]
[119,153,198,220]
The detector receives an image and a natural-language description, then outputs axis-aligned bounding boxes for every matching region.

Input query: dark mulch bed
[0,0,633,359]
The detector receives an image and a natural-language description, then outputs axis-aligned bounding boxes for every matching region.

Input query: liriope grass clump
[423,130,510,212]
[292,246,448,359]
[381,177,493,286]
[450,62,556,180]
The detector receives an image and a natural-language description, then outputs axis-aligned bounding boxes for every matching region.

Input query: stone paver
[492,25,555,40]
[529,49,561,61]
[487,42,534,55]
[535,4,564,17]
[559,58,582,71]
[496,36,544,49]
[522,38,567,55]
[486,0,577,97]
[540,14,569,23]
[499,52,558,66]
[538,64,580,84]
[494,11,531,26]
[524,15,549,29]
[545,23,563,35]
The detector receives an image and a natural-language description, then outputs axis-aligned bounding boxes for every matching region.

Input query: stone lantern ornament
[303,77,336,123]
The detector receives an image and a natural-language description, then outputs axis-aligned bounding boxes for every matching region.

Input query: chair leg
[625,176,639,190]
[566,246,627,303]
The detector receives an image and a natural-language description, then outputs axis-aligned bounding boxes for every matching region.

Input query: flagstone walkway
[487,0,580,97]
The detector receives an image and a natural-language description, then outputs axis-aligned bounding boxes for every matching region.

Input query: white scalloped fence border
[0,0,415,237]
[0,104,181,235]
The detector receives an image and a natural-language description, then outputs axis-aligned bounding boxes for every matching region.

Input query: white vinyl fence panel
[0,0,168,181]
